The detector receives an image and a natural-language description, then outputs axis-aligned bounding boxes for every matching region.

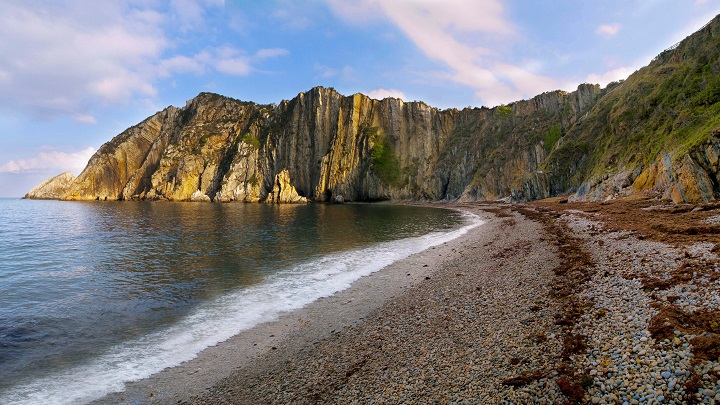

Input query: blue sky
[1,0,719,197]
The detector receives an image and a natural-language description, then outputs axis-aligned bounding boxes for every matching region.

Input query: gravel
[184,204,568,404]
[103,201,720,404]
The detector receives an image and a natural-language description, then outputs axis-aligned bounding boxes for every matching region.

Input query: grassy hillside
[543,15,720,193]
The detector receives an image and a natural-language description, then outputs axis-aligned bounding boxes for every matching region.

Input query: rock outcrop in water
[23,171,76,200]
[29,14,720,204]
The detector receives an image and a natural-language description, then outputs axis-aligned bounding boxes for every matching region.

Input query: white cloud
[73,114,97,125]
[208,47,290,76]
[272,7,313,30]
[157,55,206,77]
[256,48,290,59]
[0,147,96,175]
[366,88,406,100]
[323,0,382,24]
[586,67,636,87]
[314,64,355,81]
[596,23,622,36]
[326,0,562,106]
[216,57,252,75]
[0,2,170,115]
[170,0,225,31]
[0,1,286,120]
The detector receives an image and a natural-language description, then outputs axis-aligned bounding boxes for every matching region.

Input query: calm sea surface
[0,198,480,404]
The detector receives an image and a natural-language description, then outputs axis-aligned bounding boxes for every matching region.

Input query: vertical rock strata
[23,171,76,200]
[56,85,602,203]
[31,13,720,204]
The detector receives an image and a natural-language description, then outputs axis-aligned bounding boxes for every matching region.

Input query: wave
[0,212,483,404]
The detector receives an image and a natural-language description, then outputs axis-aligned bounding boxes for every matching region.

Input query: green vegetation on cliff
[242,133,261,149]
[551,17,720,180]
[366,126,402,186]
[544,124,563,152]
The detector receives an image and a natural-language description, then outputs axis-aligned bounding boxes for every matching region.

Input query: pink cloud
[0,147,96,174]
[326,0,562,106]
[596,23,622,36]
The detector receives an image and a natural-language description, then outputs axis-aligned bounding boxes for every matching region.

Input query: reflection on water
[0,200,463,392]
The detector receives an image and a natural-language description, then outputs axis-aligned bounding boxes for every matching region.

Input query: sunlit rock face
[23,171,76,200]
[27,15,720,204]
[38,84,601,203]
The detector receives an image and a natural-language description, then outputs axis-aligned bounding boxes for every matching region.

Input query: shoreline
[97,197,720,403]
[180,202,564,403]
[95,203,490,404]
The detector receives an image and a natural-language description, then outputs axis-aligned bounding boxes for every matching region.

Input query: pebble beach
[101,198,720,404]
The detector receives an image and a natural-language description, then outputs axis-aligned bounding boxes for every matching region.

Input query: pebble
[184,207,720,405]
[563,212,720,405]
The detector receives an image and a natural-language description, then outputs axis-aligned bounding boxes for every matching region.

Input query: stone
[190,190,211,202]
[265,169,309,204]
[24,171,76,200]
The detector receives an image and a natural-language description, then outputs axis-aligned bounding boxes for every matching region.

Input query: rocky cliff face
[28,14,720,204]
[44,84,600,203]
[23,171,76,200]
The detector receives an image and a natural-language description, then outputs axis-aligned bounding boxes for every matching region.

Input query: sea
[0,198,482,404]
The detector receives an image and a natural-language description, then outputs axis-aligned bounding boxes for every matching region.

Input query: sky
[1,0,719,197]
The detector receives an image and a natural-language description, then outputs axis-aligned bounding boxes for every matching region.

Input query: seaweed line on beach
[512,204,597,403]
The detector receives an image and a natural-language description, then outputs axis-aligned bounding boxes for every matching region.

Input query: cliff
[29,14,720,204]
[23,171,76,200]
[44,85,599,203]
[558,15,720,203]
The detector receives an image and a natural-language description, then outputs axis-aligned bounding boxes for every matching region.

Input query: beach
[98,199,720,404]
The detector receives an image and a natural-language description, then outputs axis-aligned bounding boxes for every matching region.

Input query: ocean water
[0,198,481,404]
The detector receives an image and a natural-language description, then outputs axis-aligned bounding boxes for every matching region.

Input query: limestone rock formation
[23,171,76,200]
[631,137,720,203]
[25,14,720,205]
[265,169,308,204]
[45,85,600,203]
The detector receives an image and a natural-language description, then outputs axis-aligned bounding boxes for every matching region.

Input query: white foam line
[1,212,483,405]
